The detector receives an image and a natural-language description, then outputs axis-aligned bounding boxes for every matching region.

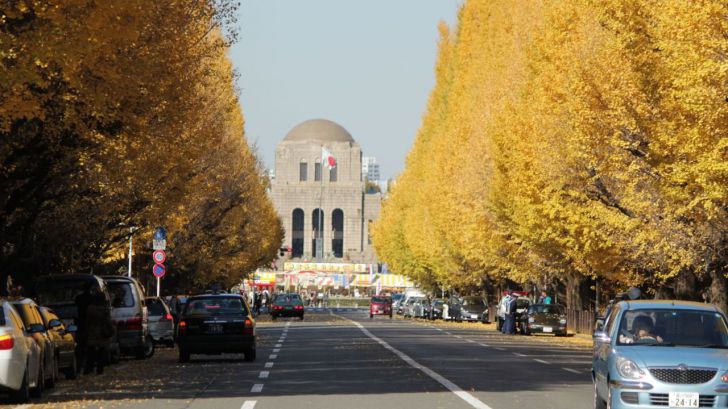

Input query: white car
[0,300,43,402]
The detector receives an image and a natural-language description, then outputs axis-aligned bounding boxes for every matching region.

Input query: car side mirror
[594,318,605,331]
[593,330,611,343]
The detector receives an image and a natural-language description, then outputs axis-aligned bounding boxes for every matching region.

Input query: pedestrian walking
[84,287,114,374]
[254,291,262,315]
[499,292,511,333]
[504,292,518,335]
[323,291,330,308]
[74,283,94,371]
[539,290,552,305]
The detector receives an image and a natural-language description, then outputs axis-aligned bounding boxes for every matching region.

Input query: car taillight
[294,305,303,310]
[122,317,143,331]
[273,305,283,310]
[178,320,187,334]
[243,319,254,335]
[164,313,173,321]
[0,335,13,350]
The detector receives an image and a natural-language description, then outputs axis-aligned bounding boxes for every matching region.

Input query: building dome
[283,119,355,143]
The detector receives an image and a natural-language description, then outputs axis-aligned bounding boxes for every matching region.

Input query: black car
[38,307,77,379]
[177,294,256,362]
[459,296,489,322]
[270,293,304,321]
[520,304,567,336]
[425,299,444,320]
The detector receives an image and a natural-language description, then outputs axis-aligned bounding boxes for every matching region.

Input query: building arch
[332,209,344,258]
[291,208,304,257]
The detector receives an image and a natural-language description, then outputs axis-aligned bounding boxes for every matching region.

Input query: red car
[369,296,392,319]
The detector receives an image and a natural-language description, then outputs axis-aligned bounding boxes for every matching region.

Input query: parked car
[102,276,153,359]
[34,274,120,363]
[402,297,424,318]
[145,297,174,347]
[38,307,76,379]
[0,300,43,402]
[10,299,58,389]
[521,304,567,336]
[459,296,489,323]
[425,299,445,320]
[391,293,405,314]
[369,296,392,319]
[593,300,728,409]
[442,297,464,322]
[177,294,256,362]
[270,293,304,321]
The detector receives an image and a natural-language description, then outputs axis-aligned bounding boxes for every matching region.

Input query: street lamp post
[119,224,138,278]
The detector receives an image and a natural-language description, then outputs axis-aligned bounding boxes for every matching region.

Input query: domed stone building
[270,119,381,263]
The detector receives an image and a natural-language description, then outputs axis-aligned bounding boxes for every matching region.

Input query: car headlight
[617,357,645,379]
[528,317,534,323]
[559,318,566,324]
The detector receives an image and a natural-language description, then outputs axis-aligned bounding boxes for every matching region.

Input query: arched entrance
[292,208,304,257]
[332,209,344,258]
[312,208,324,258]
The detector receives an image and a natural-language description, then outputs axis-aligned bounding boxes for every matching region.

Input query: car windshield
[36,279,96,305]
[371,297,390,304]
[462,297,485,306]
[185,297,246,317]
[391,294,404,301]
[147,299,166,316]
[107,282,135,308]
[530,305,564,314]
[617,309,728,347]
[516,299,530,309]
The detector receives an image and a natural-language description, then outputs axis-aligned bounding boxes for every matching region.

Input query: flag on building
[322,147,336,169]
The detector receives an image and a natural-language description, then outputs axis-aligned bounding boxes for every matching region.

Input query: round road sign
[152,250,166,264]
[152,263,166,278]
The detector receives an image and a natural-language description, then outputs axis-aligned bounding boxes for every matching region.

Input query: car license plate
[285,306,293,310]
[543,326,553,333]
[471,314,478,319]
[669,392,699,408]
[207,324,223,334]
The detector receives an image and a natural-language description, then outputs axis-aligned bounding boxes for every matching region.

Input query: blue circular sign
[152,263,166,278]
[153,226,167,241]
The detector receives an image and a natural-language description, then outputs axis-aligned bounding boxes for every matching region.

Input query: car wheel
[30,361,43,398]
[271,315,277,321]
[496,318,502,331]
[179,348,190,363]
[64,352,78,380]
[593,379,607,409]
[370,314,373,319]
[244,347,256,362]
[10,365,30,403]
[137,335,154,359]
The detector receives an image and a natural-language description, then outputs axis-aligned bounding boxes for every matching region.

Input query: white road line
[479,343,490,347]
[269,354,278,359]
[513,352,527,357]
[534,359,551,365]
[275,343,282,348]
[563,367,581,374]
[265,362,274,368]
[259,371,269,379]
[250,384,264,393]
[273,348,281,353]
[285,322,291,326]
[494,347,506,351]
[335,314,494,409]
[445,332,452,335]
[436,328,443,331]
[454,335,462,339]
[241,401,257,409]
[466,339,476,343]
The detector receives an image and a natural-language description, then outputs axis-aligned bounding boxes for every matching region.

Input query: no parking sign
[152,263,166,278]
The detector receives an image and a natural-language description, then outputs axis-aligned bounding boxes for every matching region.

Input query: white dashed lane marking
[259,371,269,379]
[265,362,274,368]
[563,367,582,374]
[250,384,264,393]
[534,359,551,365]
[273,348,281,353]
[513,352,527,357]
[269,354,278,359]
[241,401,257,409]
[275,343,282,348]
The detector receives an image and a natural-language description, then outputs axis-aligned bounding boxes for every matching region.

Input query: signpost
[152,227,167,297]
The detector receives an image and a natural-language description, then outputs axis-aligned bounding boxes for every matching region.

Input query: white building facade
[269,119,381,264]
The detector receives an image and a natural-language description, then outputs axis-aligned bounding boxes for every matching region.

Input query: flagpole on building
[318,145,324,262]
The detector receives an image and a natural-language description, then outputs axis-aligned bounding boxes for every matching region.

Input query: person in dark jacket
[84,287,114,375]
[504,292,518,335]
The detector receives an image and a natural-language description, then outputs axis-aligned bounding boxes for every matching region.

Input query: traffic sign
[152,250,166,264]
[153,226,167,241]
[152,263,166,278]
[153,239,166,250]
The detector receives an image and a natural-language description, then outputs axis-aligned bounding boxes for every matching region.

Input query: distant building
[362,156,380,182]
[269,119,381,263]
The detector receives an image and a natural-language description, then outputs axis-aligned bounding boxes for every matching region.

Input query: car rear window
[530,305,564,314]
[463,297,486,306]
[107,282,135,308]
[185,297,247,317]
[36,279,98,305]
[147,299,166,316]
[371,297,390,303]
[274,294,302,305]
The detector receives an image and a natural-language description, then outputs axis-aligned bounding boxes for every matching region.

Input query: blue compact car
[593,300,728,409]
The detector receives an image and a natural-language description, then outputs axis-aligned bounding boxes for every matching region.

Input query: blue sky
[229,0,461,180]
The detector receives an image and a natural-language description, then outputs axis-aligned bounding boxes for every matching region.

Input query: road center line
[479,343,490,347]
[265,362,274,368]
[250,384,264,393]
[513,352,527,357]
[269,354,278,359]
[241,401,257,409]
[335,314,494,409]
[275,343,282,348]
[273,348,281,353]
[534,359,550,365]
[259,371,269,379]
[494,347,506,351]
[563,367,581,374]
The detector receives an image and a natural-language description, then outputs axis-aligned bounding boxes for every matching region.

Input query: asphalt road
[3,311,593,409]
